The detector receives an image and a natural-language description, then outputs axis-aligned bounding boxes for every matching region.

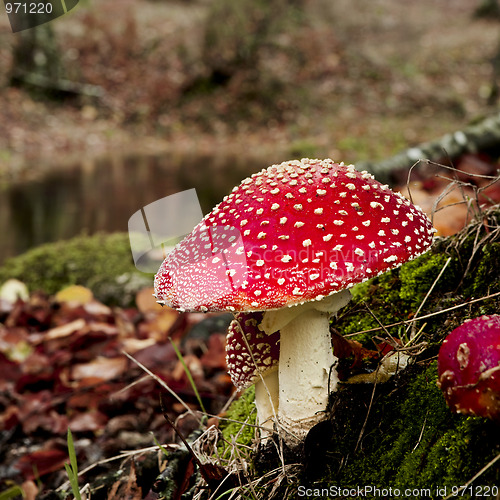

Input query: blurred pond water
[0,152,265,264]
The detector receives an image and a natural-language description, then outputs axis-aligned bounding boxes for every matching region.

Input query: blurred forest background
[1,0,500,261]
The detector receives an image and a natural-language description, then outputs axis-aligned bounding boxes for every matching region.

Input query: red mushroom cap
[154,159,434,312]
[437,315,500,420]
[225,312,280,390]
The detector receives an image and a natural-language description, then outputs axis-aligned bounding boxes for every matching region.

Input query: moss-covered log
[358,112,500,184]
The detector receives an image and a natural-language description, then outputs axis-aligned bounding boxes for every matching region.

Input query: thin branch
[345,291,500,337]
[407,256,451,338]
[122,350,196,417]
[442,453,500,500]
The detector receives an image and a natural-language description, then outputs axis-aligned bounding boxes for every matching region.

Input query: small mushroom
[155,159,435,442]
[437,315,500,421]
[225,312,280,437]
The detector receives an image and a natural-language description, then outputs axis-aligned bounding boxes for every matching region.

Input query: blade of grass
[0,486,25,500]
[169,337,207,414]
[66,429,82,500]
[151,433,171,458]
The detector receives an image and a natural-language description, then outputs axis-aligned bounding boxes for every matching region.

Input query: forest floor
[0,0,500,178]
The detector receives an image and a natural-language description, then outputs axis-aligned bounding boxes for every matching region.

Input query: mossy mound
[221,207,500,498]
[0,232,152,306]
[311,363,500,498]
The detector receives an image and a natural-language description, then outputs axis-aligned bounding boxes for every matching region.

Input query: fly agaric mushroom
[437,315,500,421]
[154,158,434,442]
[226,311,280,437]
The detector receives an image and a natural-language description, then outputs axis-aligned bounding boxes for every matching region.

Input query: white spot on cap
[303,239,312,247]
[334,220,344,225]
[280,217,287,224]
[281,255,292,263]
[314,208,324,215]
[346,183,356,190]
[316,189,327,196]
[271,203,280,210]
[294,204,303,211]
[256,260,265,267]
[323,234,333,242]
[277,278,285,285]
[257,232,266,239]
[295,221,305,228]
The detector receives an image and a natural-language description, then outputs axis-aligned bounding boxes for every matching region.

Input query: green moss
[0,232,151,306]
[463,241,500,298]
[219,386,257,457]
[398,252,457,306]
[317,364,500,498]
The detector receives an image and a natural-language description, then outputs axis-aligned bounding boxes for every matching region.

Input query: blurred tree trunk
[185,0,305,92]
[474,0,500,18]
[10,23,63,92]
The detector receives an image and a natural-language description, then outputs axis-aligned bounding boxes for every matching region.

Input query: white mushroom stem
[260,290,352,442]
[254,369,279,440]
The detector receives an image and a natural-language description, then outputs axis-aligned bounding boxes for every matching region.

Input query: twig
[354,368,379,453]
[57,445,177,491]
[122,350,196,418]
[345,291,500,337]
[411,412,428,452]
[407,256,451,338]
[442,453,500,500]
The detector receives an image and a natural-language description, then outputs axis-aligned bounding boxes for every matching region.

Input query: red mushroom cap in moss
[225,311,280,390]
[437,315,500,421]
[154,159,435,313]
